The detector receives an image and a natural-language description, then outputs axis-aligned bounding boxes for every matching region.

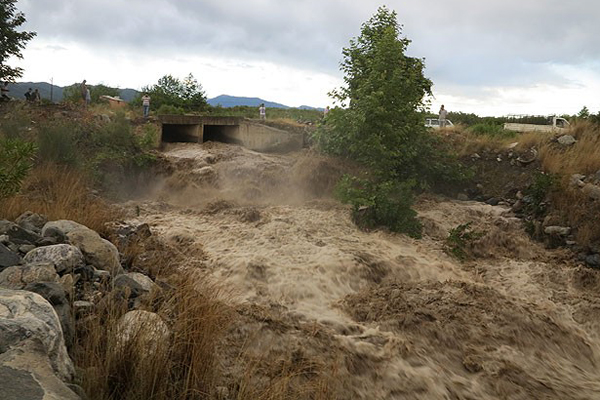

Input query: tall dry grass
[74,269,233,400]
[539,121,600,176]
[439,126,517,156]
[0,163,118,234]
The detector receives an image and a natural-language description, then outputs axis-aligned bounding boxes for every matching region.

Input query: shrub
[336,175,422,238]
[445,222,483,260]
[157,104,185,115]
[468,123,516,139]
[37,122,81,167]
[0,137,36,198]
[523,172,555,217]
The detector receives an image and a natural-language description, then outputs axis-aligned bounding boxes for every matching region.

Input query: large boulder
[23,244,85,275]
[0,289,74,381]
[67,228,123,276]
[0,350,81,400]
[41,220,88,238]
[0,263,59,290]
[24,282,74,349]
[0,242,22,270]
[115,310,170,361]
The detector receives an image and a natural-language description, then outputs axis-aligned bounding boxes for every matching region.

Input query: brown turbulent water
[125,142,600,399]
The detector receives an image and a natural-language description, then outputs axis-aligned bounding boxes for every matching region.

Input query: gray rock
[0,263,59,290]
[0,242,22,270]
[23,244,85,275]
[585,254,600,269]
[485,197,500,206]
[570,174,586,188]
[40,227,67,245]
[113,274,145,298]
[67,228,123,276]
[0,348,80,400]
[544,226,571,236]
[41,220,88,237]
[15,212,48,234]
[0,365,46,400]
[94,269,111,281]
[5,224,41,245]
[19,244,36,254]
[73,264,95,281]
[115,310,170,359]
[557,135,576,146]
[24,282,74,348]
[117,272,157,293]
[456,193,469,201]
[583,183,600,200]
[0,289,75,381]
[0,234,9,244]
[0,219,14,235]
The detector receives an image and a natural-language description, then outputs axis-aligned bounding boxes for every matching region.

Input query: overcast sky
[12,0,600,116]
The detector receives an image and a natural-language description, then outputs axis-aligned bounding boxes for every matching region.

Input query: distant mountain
[298,105,324,111]
[3,84,319,109]
[208,95,289,109]
[4,82,139,102]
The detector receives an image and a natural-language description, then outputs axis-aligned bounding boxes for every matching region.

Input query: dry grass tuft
[539,122,600,176]
[439,126,517,156]
[0,163,119,234]
[549,178,600,247]
[514,131,552,151]
[74,269,233,400]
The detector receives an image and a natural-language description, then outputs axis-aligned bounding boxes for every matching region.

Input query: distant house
[100,95,126,109]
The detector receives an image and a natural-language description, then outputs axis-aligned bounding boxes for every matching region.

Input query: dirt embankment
[122,142,600,399]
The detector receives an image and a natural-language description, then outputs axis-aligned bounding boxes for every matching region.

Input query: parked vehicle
[503,115,570,133]
[425,118,454,128]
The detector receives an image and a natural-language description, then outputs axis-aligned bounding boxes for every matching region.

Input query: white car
[425,118,454,128]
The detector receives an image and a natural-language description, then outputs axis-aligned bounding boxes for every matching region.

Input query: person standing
[85,88,91,106]
[323,106,330,117]
[142,93,151,118]
[24,88,33,101]
[259,103,266,120]
[439,105,448,128]
[80,80,87,105]
[33,89,41,103]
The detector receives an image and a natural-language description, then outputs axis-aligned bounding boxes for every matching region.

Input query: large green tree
[0,0,36,81]
[314,7,466,236]
[140,73,208,111]
[316,6,432,180]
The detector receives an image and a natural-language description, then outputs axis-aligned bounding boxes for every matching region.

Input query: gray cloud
[16,0,600,90]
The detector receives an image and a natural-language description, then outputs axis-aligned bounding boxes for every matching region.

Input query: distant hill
[4,82,138,102]
[208,95,289,109]
[3,84,319,109]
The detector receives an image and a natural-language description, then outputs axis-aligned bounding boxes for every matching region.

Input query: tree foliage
[62,83,120,104]
[0,0,36,81]
[0,137,36,198]
[313,7,467,236]
[139,74,208,111]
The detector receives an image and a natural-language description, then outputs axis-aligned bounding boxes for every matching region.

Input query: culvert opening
[203,125,242,145]
[161,124,200,143]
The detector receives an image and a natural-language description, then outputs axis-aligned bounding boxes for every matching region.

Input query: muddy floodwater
[125,142,600,399]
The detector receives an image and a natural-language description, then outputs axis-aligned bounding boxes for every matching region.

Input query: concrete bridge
[159,115,304,153]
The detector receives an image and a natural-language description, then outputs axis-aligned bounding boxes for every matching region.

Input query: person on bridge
[142,93,151,118]
[439,105,448,128]
[259,103,266,120]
